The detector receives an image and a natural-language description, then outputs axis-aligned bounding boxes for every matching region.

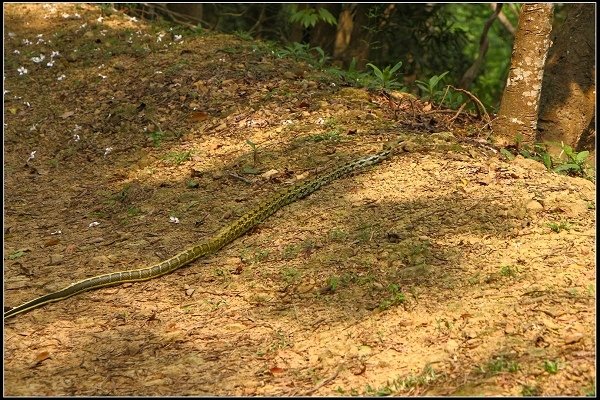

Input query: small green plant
[378,284,406,310]
[500,265,519,278]
[8,250,25,260]
[366,61,404,90]
[544,360,559,374]
[126,206,142,217]
[148,130,164,147]
[553,144,590,176]
[483,356,519,375]
[364,383,393,396]
[186,179,199,189]
[326,57,372,86]
[326,275,341,292]
[246,139,258,167]
[415,71,449,102]
[111,184,131,204]
[547,221,571,233]
[514,141,592,177]
[164,151,191,165]
[252,249,270,263]
[233,29,253,41]
[329,228,348,242]
[521,385,541,396]
[282,244,300,260]
[282,267,301,284]
[370,364,438,395]
[583,383,595,396]
[308,131,340,142]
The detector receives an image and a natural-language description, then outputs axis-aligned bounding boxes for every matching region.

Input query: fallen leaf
[188,111,209,122]
[60,111,75,119]
[31,351,51,367]
[44,238,61,247]
[269,367,284,375]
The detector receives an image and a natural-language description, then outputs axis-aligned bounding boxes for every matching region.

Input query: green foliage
[378,284,406,310]
[362,365,438,395]
[553,145,590,176]
[276,42,329,67]
[482,356,520,375]
[163,151,191,165]
[499,265,519,278]
[308,131,340,142]
[366,61,404,90]
[326,57,376,87]
[148,130,164,147]
[8,250,25,260]
[289,6,337,28]
[544,360,559,374]
[547,221,571,233]
[233,29,253,41]
[246,139,258,167]
[503,142,592,179]
[522,385,541,396]
[415,71,449,101]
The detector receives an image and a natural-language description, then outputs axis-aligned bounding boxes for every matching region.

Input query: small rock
[261,169,279,179]
[212,171,225,180]
[526,200,544,212]
[49,254,64,265]
[92,255,111,266]
[445,339,459,354]
[504,323,516,334]
[185,288,195,297]
[512,155,548,172]
[357,345,372,356]
[564,332,584,344]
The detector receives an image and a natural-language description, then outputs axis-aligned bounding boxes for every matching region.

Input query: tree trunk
[332,4,373,69]
[492,3,554,148]
[333,3,357,62]
[536,3,596,160]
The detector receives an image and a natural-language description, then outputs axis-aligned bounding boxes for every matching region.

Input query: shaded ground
[3,3,596,396]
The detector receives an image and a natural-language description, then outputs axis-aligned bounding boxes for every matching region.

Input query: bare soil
[3,4,596,396]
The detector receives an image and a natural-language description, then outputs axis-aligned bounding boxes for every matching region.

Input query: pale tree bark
[492,3,554,148]
[333,3,356,60]
[331,4,373,69]
[537,3,596,160]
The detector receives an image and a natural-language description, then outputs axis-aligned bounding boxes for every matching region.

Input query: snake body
[4,143,398,319]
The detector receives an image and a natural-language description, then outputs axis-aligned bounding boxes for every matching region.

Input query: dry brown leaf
[269,367,284,375]
[188,111,209,122]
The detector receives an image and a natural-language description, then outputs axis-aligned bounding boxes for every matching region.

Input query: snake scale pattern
[4,142,400,319]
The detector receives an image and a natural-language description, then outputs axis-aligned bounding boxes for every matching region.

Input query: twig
[148,117,163,133]
[228,172,253,184]
[448,102,467,125]
[490,3,516,35]
[448,85,491,124]
[301,363,344,395]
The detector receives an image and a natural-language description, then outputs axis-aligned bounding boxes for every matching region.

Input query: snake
[4,141,402,319]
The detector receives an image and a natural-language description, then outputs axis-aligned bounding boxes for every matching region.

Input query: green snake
[4,141,401,319]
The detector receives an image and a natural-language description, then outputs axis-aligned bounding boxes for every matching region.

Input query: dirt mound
[3,4,595,396]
